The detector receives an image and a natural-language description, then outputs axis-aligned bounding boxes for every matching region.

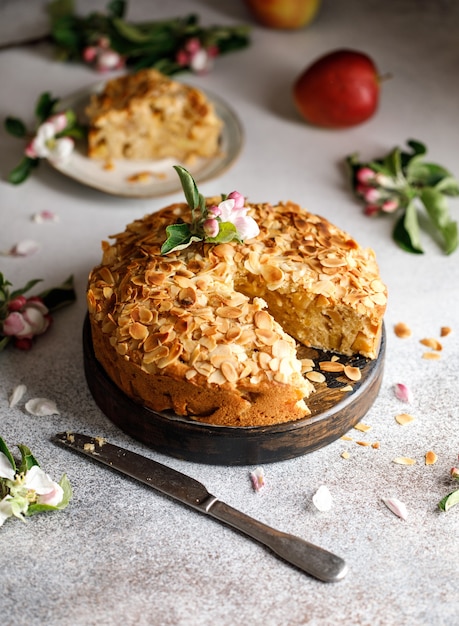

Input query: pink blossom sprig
[347,139,458,254]
[0,273,76,351]
[161,166,259,255]
[4,92,85,185]
[82,36,125,72]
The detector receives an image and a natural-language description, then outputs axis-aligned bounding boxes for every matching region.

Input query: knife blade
[53,431,347,583]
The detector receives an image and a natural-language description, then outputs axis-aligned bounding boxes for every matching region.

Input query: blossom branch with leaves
[0,273,76,351]
[347,139,459,254]
[48,0,250,76]
[0,437,71,527]
[4,92,85,184]
[161,166,260,255]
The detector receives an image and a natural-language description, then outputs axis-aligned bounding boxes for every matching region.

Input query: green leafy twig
[47,0,250,74]
[347,139,459,254]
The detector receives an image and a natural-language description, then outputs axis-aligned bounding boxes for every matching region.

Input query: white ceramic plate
[50,81,244,198]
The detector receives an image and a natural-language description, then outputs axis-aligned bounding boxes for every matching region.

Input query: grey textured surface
[1,1,459,625]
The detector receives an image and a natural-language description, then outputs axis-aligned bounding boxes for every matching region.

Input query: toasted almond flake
[392,457,416,465]
[84,443,95,452]
[341,451,350,459]
[344,365,361,381]
[354,422,371,432]
[341,435,353,441]
[312,485,333,512]
[440,326,452,337]
[372,442,380,449]
[319,361,344,372]
[425,451,438,465]
[422,351,441,360]
[306,371,326,383]
[9,384,27,407]
[420,337,442,351]
[394,322,412,339]
[24,397,60,416]
[331,355,340,362]
[340,385,353,392]
[382,497,408,520]
[395,413,415,426]
[356,441,371,447]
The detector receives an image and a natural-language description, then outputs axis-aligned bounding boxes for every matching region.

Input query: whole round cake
[87,169,387,427]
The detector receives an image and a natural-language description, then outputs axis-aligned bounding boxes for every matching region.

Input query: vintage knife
[53,432,347,583]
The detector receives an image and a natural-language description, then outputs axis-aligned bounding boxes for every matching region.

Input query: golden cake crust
[85,69,223,162]
[87,200,387,427]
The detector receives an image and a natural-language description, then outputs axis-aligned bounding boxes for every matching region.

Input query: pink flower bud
[47,113,68,134]
[208,204,221,217]
[185,38,201,54]
[362,187,380,204]
[356,167,376,184]
[381,199,399,213]
[82,46,98,63]
[203,218,219,238]
[227,191,245,210]
[451,467,459,480]
[8,295,27,311]
[96,50,125,72]
[364,205,380,217]
[176,50,190,66]
[25,141,38,159]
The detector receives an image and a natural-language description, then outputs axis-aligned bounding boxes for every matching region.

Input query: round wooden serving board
[83,316,385,465]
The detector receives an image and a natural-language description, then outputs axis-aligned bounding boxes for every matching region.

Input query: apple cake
[85,69,223,162]
[87,200,386,427]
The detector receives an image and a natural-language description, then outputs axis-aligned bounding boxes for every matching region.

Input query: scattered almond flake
[95,436,106,447]
[372,442,380,449]
[440,326,451,337]
[422,351,441,360]
[127,171,153,184]
[249,466,265,492]
[319,360,345,372]
[8,239,41,257]
[394,383,413,403]
[394,322,412,339]
[103,160,115,171]
[340,385,353,392]
[312,485,333,512]
[31,210,59,223]
[356,441,371,447]
[425,451,438,465]
[392,457,416,466]
[354,422,371,432]
[420,337,442,351]
[341,451,350,459]
[24,397,59,416]
[382,497,408,520]
[84,443,95,452]
[306,371,326,383]
[331,355,340,362]
[341,435,353,441]
[8,384,27,407]
[344,365,361,381]
[395,413,415,426]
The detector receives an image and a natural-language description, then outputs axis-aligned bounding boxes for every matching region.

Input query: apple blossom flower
[250,467,265,492]
[82,37,125,72]
[176,38,218,74]
[217,196,260,241]
[312,485,333,512]
[25,120,74,163]
[2,296,51,349]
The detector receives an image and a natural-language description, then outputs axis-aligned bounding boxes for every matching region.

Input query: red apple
[245,0,321,29]
[293,49,381,128]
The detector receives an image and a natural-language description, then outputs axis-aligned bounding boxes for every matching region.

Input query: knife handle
[205,499,347,582]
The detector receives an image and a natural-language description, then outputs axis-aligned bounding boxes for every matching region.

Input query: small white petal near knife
[53,432,347,583]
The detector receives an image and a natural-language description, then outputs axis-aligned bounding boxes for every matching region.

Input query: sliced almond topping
[341,435,353,441]
[395,413,415,426]
[344,365,361,381]
[420,337,442,351]
[440,326,452,337]
[372,442,380,449]
[341,451,351,459]
[216,306,243,319]
[392,457,416,465]
[253,310,273,330]
[425,450,438,465]
[129,322,148,341]
[340,385,353,392]
[356,441,371,447]
[394,322,412,338]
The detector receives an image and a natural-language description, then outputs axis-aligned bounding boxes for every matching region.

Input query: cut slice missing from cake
[87,168,387,427]
[85,69,223,162]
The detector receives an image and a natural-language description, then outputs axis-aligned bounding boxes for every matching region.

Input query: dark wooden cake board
[83,316,385,465]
